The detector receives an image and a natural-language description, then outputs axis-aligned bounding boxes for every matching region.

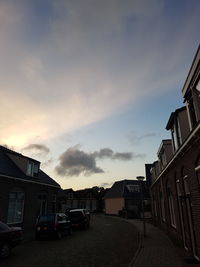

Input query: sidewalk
[126,219,200,267]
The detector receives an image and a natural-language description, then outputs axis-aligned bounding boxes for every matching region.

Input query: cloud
[55,146,104,176]
[22,144,50,155]
[0,0,199,147]
[41,158,55,168]
[92,148,114,159]
[92,148,139,161]
[112,152,134,160]
[55,145,136,177]
[128,132,157,145]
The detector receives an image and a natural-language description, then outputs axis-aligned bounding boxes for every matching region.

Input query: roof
[157,139,172,156]
[104,179,149,199]
[0,145,40,163]
[166,106,186,130]
[0,146,60,188]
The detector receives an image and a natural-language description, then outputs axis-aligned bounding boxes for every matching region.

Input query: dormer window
[187,91,197,128]
[186,78,200,129]
[27,161,39,176]
[171,118,182,152]
[126,185,140,192]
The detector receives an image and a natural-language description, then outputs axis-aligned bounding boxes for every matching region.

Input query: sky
[0,0,199,189]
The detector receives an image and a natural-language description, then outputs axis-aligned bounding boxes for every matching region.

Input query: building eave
[0,173,61,189]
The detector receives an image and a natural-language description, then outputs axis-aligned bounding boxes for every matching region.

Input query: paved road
[1,215,139,267]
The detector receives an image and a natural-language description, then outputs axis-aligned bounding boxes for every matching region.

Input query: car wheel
[0,243,11,259]
[35,233,40,240]
[57,231,62,240]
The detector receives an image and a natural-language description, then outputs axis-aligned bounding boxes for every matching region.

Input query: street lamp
[136,176,146,237]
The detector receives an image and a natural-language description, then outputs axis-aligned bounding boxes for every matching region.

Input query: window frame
[7,189,25,224]
[167,185,176,228]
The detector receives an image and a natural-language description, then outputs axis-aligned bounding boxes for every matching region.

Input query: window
[160,189,165,221]
[27,162,33,176]
[171,117,182,152]
[183,175,190,195]
[38,193,47,215]
[67,193,73,199]
[126,185,140,192]
[7,189,24,224]
[186,81,200,129]
[52,194,57,213]
[188,93,197,127]
[195,157,200,186]
[153,195,157,217]
[27,161,39,176]
[167,186,176,227]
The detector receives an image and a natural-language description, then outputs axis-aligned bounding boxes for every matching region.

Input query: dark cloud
[22,144,50,155]
[93,148,135,160]
[112,152,133,160]
[92,148,114,158]
[55,145,137,177]
[55,146,104,176]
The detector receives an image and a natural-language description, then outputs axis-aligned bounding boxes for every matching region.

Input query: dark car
[0,221,22,259]
[35,213,72,240]
[68,209,90,230]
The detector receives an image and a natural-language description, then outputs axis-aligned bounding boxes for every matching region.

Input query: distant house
[0,146,60,237]
[58,187,101,212]
[104,179,150,218]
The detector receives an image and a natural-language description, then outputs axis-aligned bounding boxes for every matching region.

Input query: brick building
[0,146,60,238]
[148,46,200,261]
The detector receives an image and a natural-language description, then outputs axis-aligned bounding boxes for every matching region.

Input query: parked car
[35,213,72,240]
[67,209,90,229]
[0,221,22,259]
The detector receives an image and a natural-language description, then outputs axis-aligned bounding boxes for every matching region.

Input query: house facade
[0,146,60,238]
[58,187,102,213]
[104,179,150,218]
[149,46,200,261]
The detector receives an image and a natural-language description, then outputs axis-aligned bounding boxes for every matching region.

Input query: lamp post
[136,176,146,237]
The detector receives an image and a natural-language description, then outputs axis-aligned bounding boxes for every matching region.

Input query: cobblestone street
[1,215,139,267]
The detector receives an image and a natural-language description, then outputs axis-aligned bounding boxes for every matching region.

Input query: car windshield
[70,211,83,218]
[0,222,10,232]
[38,215,55,223]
